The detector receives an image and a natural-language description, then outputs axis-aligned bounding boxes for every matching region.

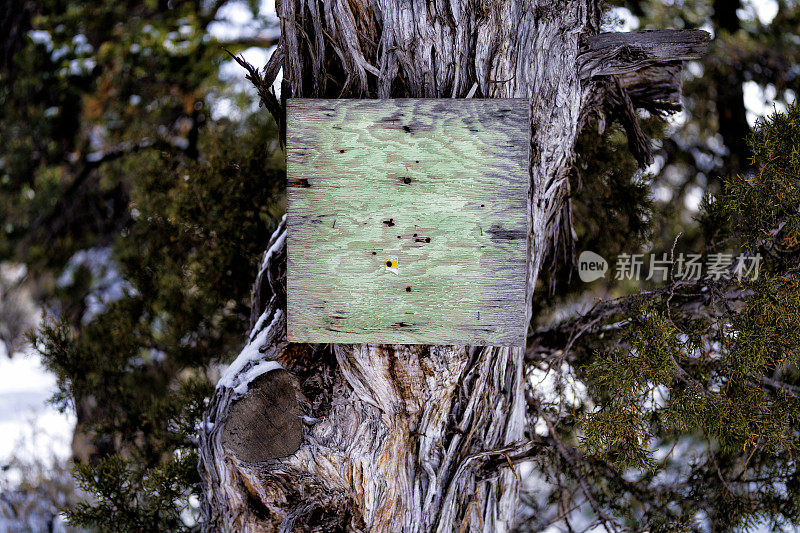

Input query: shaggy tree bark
[198,2,708,531]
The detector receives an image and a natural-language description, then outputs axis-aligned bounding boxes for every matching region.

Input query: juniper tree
[196,2,714,531]
[528,104,800,530]
[604,0,800,260]
[3,0,799,531]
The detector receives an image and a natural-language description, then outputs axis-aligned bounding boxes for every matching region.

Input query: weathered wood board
[286,98,530,347]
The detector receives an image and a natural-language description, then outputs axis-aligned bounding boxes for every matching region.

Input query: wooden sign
[286,99,530,347]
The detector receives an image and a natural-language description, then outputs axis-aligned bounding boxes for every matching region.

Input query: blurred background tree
[542,0,800,302]
[0,0,798,530]
[523,0,800,530]
[604,0,798,261]
[1,0,283,529]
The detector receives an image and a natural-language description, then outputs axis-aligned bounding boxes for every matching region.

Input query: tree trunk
[198,2,708,531]
[711,0,752,176]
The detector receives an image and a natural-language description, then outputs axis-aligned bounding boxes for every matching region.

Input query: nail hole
[386,261,392,267]
[372,252,376,255]
[480,204,485,207]
[403,177,412,184]
[413,233,417,237]
[406,286,412,292]
[425,237,431,243]
[339,149,345,153]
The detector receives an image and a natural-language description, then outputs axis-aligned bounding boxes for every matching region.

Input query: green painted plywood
[286,98,530,347]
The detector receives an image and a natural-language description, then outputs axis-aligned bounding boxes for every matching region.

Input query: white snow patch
[684,184,704,212]
[529,361,587,437]
[0,351,75,463]
[234,360,283,395]
[217,309,283,394]
[743,81,794,126]
[602,6,639,32]
[207,0,281,121]
[250,309,271,342]
[742,0,779,25]
[260,217,287,271]
[27,30,53,49]
[57,247,135,324]
[218,46,273,83]
[208,2,257,41]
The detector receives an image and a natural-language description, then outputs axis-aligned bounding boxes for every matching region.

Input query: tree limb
[579,29,711,78]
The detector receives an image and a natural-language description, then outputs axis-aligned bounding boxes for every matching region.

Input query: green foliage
[602,0,800,282]
[0,0,276,269]
[571,124,655,264]
[6,1,800,531]
[706,104,800,260]
[533,122,655,310]
[28,112,284,528]
[576,105,800,530]
[63,452,199,532]
[1,1,283,530]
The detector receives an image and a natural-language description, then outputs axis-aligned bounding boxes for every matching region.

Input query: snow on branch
[217,308,284,395]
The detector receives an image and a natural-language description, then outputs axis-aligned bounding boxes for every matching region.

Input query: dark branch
[579,29,710,168]
[526,277,751,366]
[226,42,285,146]
[215,34,280,51]
[578,29,710,78]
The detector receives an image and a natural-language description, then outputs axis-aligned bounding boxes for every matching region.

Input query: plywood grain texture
[286,98,529,346]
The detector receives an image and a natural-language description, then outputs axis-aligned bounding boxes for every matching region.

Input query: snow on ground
[0,348,75,467]
[0,2,789,531]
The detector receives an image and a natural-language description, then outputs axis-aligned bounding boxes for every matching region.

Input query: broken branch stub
[220,369,304,463]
